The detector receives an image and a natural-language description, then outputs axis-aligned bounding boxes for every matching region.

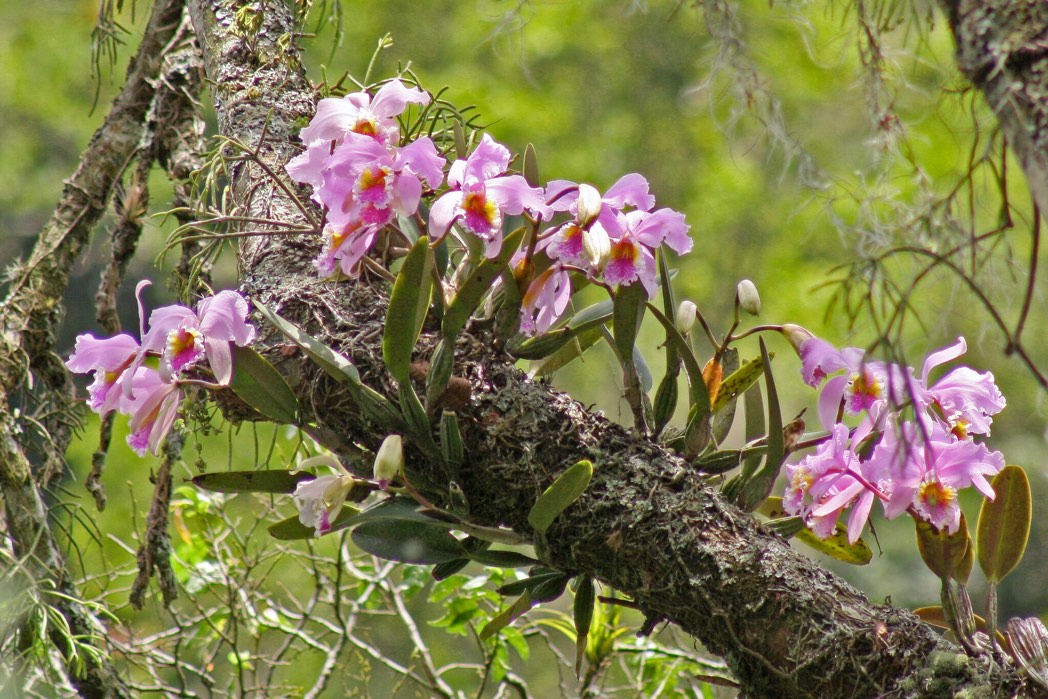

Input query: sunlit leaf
[757,498,872,565]
[527,460,593,537]
[977,465,1032,584]
[711,351,767,414]
[229,344,300,424]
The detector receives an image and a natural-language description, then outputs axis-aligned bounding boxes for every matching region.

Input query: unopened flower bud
[736,279,761,316]
[576,183,603,229]
[582,225,611,270]
[676,300,698,335]
[373,434,404,489]
[779,324,815,356]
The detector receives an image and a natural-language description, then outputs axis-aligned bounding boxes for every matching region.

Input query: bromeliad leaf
[977,465,1032,584]
[229,344,300,424]
[193,470,313,494]
[351,518,466,564]
[528,460,593,537]
[384,235,434,384]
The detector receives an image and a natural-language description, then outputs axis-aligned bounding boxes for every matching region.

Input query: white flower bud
[675,300,698,335]
[736,279,761,316]
[373,434,404,489]
[581,225,611,270]
[576,183,603,229]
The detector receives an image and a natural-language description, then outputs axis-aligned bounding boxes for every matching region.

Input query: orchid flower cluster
[65,282,255,455]
[784,333,1007,543]
[284,79,692,334]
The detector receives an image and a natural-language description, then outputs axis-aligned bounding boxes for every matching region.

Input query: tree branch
[0,0,187,696]
[186,0,1030,696]
[939,0,1048,221]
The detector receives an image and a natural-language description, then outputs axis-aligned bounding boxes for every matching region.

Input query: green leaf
[443,227,525,339]
[480,592,536,641]
[644,303,710,433]
[349,496,453,528]
[192,470,313,494]
[977,465,1032,584]
[710,347,740,442]
[254,301,403,430]
[384,236,434,384]
[228,344,300,424]
[530,326,604,378]
[425,338,455,411]
[440,410,464,477]
[351,519,466,564]
[742,384,764,476]
[254,300,361,384]
[527,460,593,537]
[267,506,361,540]
[612,283,646,368]
[711,350,766,414]
[758,498,872,565]
[497,570,568,597]
[573,576,596,677]
[915,512,972,582]
[398,382,440,458]
[507,298,615,361]
[466,549,541,568]
[696,446,765,474]
[729,339,784,512]
[522,142,540,187]
[914,606,1008,648]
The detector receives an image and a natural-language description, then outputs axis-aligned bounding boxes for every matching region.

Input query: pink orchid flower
[65,333,140,415]
[316,133,445,232]
[123,367,183,456]
[597,208,691,298]
[908,336,1006,438]
[141,288,256,385]
[429,134,550,257]
[297,78,430,148]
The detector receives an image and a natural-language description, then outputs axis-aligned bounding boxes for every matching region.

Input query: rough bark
[939,0,1048,220]
[0,1,186,696]
[182,0,1038,696]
